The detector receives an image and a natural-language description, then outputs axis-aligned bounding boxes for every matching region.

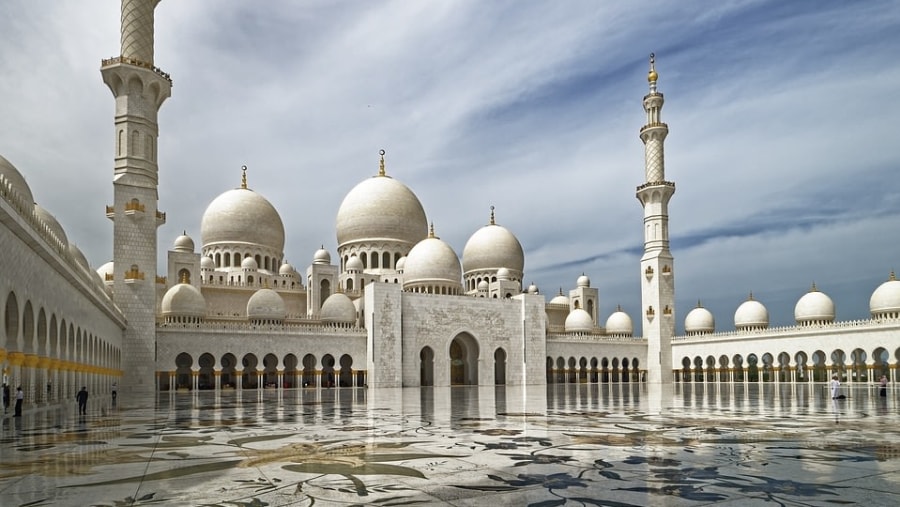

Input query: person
[14,386,24,416]
[2,383,9,413]
[111,382,117,401]
[879,375,888,397]
[831,375,841,399]
[76,386,89,415]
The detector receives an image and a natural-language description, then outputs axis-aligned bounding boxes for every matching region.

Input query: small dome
[161,283,206,318]
[34,204,68,247]
[794,284,835,324]
[247,288,286,321]
[527,282,539,294]
[402,229,462,290]
[313,246,331,265]
[173,232,195,252]
[497,267,511,281]
[241,256,259,270]
[336,157,428,250]
[96,261,114,283]
[395,256,407,271]
[201,256,216,269]
[734,294,769,330]
[0,154,35,205]
[684,302,715,334]
[549,290,569,306]
[477,280,489,291]
[279,262,295,275]
[870,271,900,318]
[320,292,357,324]
[605,307,633,336]
[200,181,285,254]
[576,274,591,288]
[346,255,364,272]
[462,210,524,277]
[565,308,594,333]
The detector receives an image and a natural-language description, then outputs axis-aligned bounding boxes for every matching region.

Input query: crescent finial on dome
[696,300,702,308]
[810,282,818,292]
[241,165,248,189]
[378,149,386,177]
[890,270,896,281]
[489,205,495,225]
[616,304,622,312]
[648,52,658,91]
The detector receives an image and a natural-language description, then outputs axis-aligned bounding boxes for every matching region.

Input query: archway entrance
[449,334,479,385]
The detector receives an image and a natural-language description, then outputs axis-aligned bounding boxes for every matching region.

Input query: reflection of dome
[247,288,286,321]
[0,154,35,204]
[685,302,715,335]
[734,293,769,330]
[870,271,900,319]
[794,284,834,325]
[402,228,462,294]
[201,183,285,253]
[34,204,68,246]
[565,308,593,333]
[462,210,524,278]
[313,246,331,265]
[577,274,591,287]
[335,158,427,249]
[605,306,633,337]
[173,232,195,252]
[161,283,206,319]
[320,292,357,324]
[346,255,364,272]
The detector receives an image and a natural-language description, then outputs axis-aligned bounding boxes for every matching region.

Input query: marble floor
[1,383,899,506]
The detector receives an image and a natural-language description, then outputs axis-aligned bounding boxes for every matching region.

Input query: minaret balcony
[124,268,145,283]
[636,180,675,192]
[156,210,166,226]
[124,201,146,215]
[101,56,172,84]
[106,205,115,220]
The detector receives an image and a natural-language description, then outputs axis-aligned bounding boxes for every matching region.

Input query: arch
[732,354,745,382]
[283,354,299,388]
[812,350,828,382]
[693,356,703,382]
[831,349,847,380]
[449,334,479,385]
[220,353,237,388]
[198,353,215,389]
[421,347,435,387]
[680,356,691,382]
[777,352,791,382]
[242,353,259,389]
[873,348,890,379]
[319,279,331,308]
[795,351,809,382]
[382,252,391,269]
[177,268,191,284]
[175,352,193,390]
[850,348,867,382]
[494,348,507,385]
[302,354,317,387]
[338,354,353,387]
[4,291,19,349]
[761,353,774,382]
[321,354,336,388]
[706,355,716,382]
[263,353,279,388]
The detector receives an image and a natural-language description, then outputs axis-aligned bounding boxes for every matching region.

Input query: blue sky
[1,0,898,333]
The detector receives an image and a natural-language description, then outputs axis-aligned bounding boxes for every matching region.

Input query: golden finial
[616,304,622,312]
[748,291,754,301]
[179,271,189,284]
[696,300,702,308]
[489,205,496,225]
[241,165,248,189]
[428,222,439,239]
[810,282,818,292]
[378,149,386,177]
[889,270,896,281]
[648,53,658,83]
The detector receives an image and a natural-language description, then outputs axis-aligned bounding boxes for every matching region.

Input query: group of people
[830,374,890,399]
[2,383,25,416]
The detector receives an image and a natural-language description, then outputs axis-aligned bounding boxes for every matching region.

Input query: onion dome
[0,154,34,204]
[241,256,258,270]
[870,271,900,319]
[173,231,195,252]
[201,256,216,269]
[247,288,286,321]
[734,293,769,330]
[200,166,285,254]
[527,282,539,294]
[497,267,511,281]
[313,246,331,265]
[320,292,357,325]
[565,308,594,333]
[549,289,569,306]
[336,151,427,250]
[96,261,114,284]
[396,256,407,272]
[402,224,462,294]
[33,204,68,247]
[794,283,835,325]
[346,255,364,272]
[605,306,633,337]
[576,273,591,288]
[462,207,524,278]
[69,243,90,272]
[161,283,206,319]
[278,261,296,275]
[684,301,715,335]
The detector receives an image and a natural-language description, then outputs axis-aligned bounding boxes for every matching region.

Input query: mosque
[2,0,899,412]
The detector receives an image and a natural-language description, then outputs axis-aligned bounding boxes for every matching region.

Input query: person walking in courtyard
[879,375,888,397]
[14,386,24,416]
[2,383,9,413]
[831,375,841,399]
[76,386,89,415]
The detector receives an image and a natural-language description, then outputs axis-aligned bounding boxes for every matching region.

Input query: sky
[1,0,899,335]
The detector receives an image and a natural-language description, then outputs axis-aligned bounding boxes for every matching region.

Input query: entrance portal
[449,334,479,385]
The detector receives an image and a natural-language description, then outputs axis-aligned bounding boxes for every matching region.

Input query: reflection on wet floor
[1,383,898,506]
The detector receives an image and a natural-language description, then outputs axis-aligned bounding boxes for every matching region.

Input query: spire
[241,165,248,189]
[648,53,658,94]
[378,149,386,177]
[428,222,435,238]
[889,270,896,281]
[489,205,496,225]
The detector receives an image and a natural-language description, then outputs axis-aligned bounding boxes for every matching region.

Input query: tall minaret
[101,0,171,400]
[636,54,675,383]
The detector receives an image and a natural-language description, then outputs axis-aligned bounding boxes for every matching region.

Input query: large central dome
[201,185,285,253]
[335,156,427,249]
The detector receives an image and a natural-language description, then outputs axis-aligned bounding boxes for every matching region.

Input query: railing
[101,56,172,84]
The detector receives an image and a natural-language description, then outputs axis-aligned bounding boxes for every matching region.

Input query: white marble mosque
[2,2,900,505]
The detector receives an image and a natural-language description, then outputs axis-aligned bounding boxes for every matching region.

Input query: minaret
[101,0,171,400]
[636,54,675,383]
